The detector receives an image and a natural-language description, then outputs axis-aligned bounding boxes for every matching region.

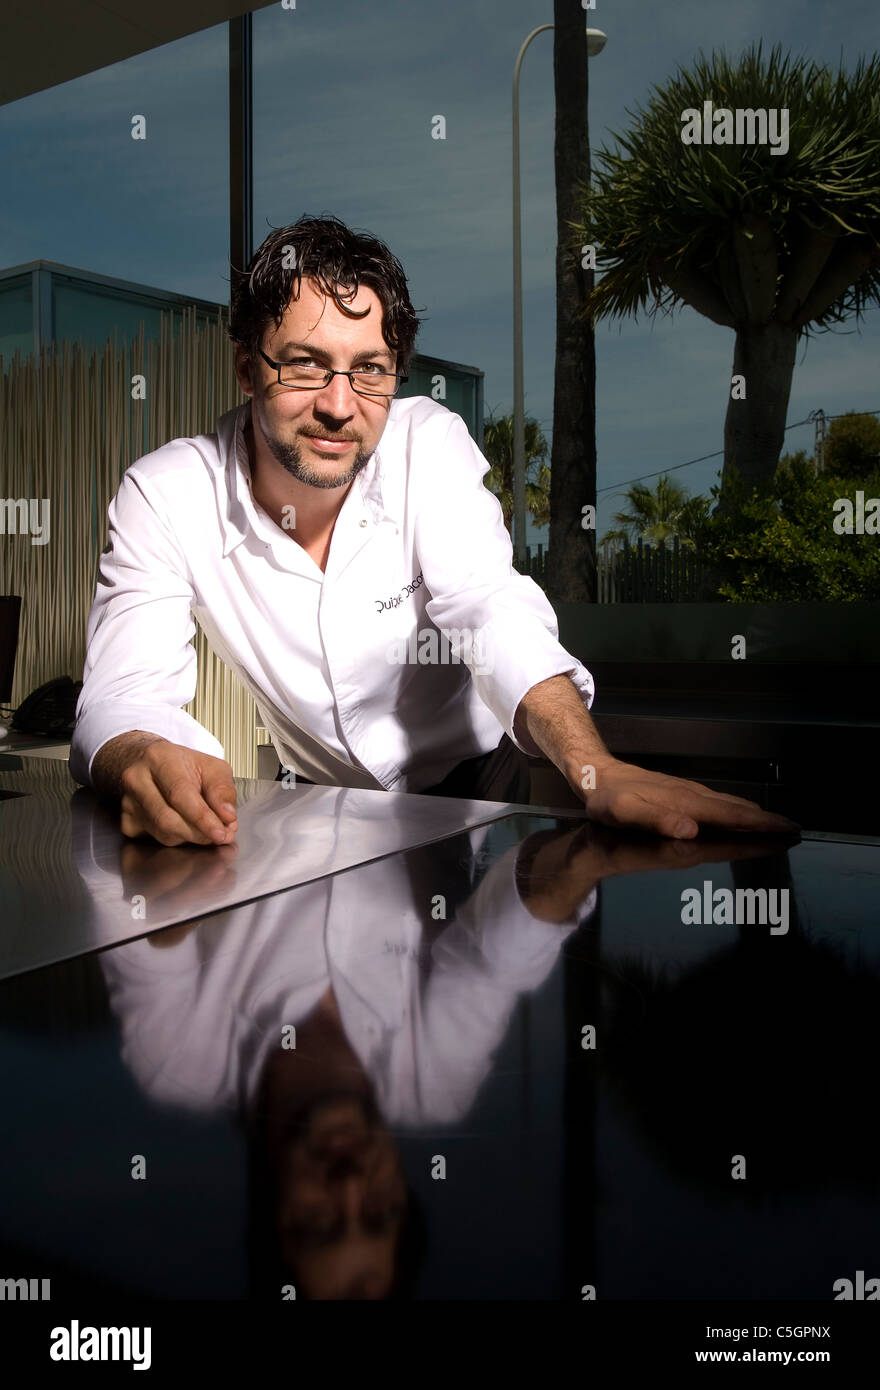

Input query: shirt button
[359,518,368,527]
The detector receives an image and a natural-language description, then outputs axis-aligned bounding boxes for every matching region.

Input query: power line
[596,409,880,496]
[597,445,725,495]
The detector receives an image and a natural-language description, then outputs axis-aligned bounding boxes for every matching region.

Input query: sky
[0,0,878,540]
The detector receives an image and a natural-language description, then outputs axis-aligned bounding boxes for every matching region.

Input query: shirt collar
[218,400,397,559]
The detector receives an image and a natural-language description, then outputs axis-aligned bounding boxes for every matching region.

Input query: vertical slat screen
[0,307,270,777]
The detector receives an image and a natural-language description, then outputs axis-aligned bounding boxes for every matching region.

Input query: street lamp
[512,24,607,568]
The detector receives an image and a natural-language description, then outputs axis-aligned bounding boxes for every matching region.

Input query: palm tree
[602,474,710,549]
[483,410,551,533]
[573,45,880,505]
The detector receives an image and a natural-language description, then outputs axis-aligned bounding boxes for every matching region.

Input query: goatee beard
[264,430,372,490]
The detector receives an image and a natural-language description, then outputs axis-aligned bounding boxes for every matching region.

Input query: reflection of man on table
[101,821,774,1299]
[70,215,797,847]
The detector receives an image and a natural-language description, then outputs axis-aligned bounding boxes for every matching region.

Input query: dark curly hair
[228,214,424,377]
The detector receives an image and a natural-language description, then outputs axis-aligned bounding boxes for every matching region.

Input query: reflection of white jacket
[99,834,596,1126]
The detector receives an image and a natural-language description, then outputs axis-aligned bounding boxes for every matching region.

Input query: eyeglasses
[257,348,408,398]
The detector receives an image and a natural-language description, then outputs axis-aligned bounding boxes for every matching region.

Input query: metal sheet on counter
[0,776,519,981]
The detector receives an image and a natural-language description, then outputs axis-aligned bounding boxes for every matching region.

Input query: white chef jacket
[69,395,595,793]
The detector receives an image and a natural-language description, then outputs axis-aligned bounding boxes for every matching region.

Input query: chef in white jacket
[70,214,796,850]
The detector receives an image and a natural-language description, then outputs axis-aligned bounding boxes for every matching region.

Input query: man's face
[277,1095,407,1299]
[235,277,396,491]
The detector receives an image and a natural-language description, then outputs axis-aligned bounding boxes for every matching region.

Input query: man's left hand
[515,675,800,839]
[576,756,799,839]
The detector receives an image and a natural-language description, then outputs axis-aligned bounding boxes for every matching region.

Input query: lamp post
[512,24,607,569]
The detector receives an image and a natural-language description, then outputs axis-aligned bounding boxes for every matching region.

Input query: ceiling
[0,1,275,107]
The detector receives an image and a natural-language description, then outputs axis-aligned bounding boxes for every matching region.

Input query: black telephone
[12,676,83,738]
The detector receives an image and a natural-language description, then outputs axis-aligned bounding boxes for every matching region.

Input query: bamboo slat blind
[0,307,271,777]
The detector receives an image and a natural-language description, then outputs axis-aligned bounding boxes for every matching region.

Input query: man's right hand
[92,732,238,846]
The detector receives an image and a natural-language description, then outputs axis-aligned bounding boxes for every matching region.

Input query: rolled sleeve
[69,467,225,789]
[415,412,595,756]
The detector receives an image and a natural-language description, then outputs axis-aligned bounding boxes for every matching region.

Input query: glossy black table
[1,760,878,1309]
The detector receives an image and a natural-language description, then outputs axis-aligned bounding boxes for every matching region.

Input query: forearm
[91,730,168,798]
[514,674,799,838]
[515,827,601,922]
[514,674,613,790]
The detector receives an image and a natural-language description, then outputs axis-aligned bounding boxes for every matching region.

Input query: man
[70,214,797,847]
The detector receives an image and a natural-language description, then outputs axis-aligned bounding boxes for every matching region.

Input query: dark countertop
[1,758,877,1301]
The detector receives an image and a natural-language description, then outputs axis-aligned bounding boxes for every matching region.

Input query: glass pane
[251,0,879,602]
[0,26,230,299]
[252,4,488,447]
[0,23,238,758]
[0,277,34,364]
[399,359,481,434]
[53,283,164,352]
